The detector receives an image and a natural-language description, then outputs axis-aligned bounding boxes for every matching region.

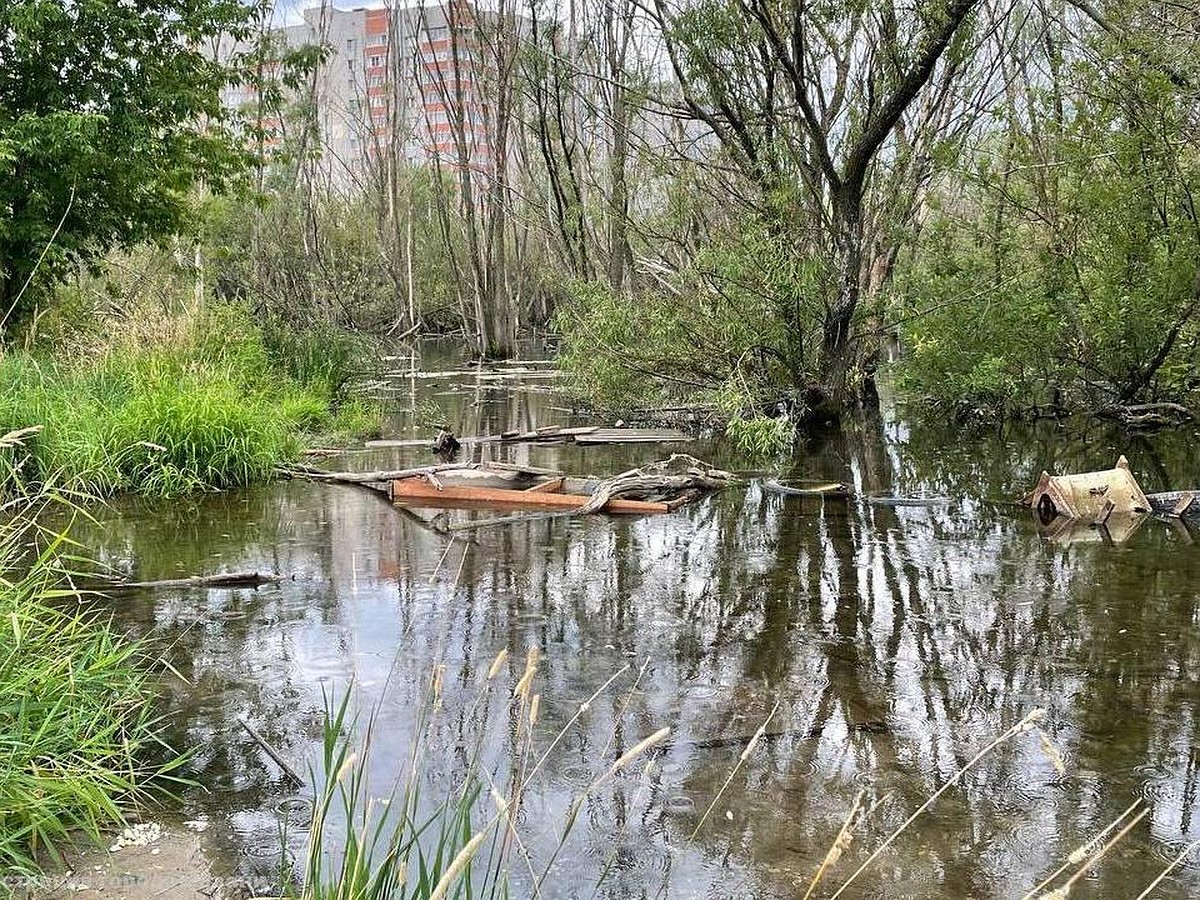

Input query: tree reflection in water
[74,369,1200,899]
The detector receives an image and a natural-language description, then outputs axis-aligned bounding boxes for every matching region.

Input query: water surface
[76,347,1200,898]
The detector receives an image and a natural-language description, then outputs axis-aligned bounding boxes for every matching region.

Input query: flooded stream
[74,344,1200,898]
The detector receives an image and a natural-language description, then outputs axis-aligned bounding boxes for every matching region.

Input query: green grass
[0,304,380,496]
[0,471,181,871]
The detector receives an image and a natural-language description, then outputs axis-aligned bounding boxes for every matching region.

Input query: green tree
[896,0,1200,422]
[0,0,256,331]
[646,0,982,412]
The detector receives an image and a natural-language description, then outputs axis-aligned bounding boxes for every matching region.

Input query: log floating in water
[572,428,692,445]
[279,462,502,484]
[365,426,690,449]
[764,479,850,497]
[764,479,948,505]
[237,717,305,786]
[101,571,288,591]
[1147,489,1200,519]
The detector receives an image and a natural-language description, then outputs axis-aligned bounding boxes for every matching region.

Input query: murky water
[73,344,1200,898]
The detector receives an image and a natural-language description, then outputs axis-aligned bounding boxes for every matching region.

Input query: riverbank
[0,302,380,496]
[15,824,219,900]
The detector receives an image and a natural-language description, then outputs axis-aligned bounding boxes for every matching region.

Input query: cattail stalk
[1018,800,1143,900]
[1132,838,1200,900]
[1045,807,1149,897]
[802,791,865,900]
[486,647,509,680]
[689,699,780,840]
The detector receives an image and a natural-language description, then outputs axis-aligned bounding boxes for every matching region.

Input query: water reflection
[70,351,1200,899]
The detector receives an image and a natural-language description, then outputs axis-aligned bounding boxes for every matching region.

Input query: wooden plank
[574,428,692,445]
[365,435,503,448]
[525,477,565,493]
[1171,492,1195,518]
[391,478,668,513]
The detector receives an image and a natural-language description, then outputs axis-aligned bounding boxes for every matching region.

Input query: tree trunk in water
[818,190,865,410]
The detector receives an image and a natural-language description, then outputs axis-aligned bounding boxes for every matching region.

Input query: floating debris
[391,455,730,516]
[1027,454,1200,544]
[1030,455,1149,524]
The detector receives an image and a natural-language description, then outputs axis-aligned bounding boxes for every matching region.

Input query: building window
[370,54,382,68]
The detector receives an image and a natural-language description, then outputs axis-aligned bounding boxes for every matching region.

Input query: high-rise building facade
[222,2,503,179]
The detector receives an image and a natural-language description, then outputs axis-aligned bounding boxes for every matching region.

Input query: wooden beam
[525,477,565,493]
[391,479,668,514]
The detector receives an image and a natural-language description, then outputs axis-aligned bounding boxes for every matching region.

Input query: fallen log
[1147,489,1200,519]
[278,462,470,484]
[764,480,849,497]
[100,571,287,591]
[573,427,692,445]
[866,496,951,507]
[1099,401,1193,429]
[574,454,732,515]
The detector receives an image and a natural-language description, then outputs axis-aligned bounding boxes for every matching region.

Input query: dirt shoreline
[12,825,242,900]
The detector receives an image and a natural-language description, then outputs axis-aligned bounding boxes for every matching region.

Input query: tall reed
[0,303,379,497]
[290,651,669,900]
[0,467,181,871]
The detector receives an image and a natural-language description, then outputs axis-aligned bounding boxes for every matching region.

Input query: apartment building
[222,1,504,179]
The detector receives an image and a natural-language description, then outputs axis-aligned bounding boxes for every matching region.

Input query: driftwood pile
[574,454,731,514]
[281,455,729,517]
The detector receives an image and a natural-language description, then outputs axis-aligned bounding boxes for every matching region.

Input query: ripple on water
[976,812,1058,883]
[292,624,355,679]
[989,770,1056,811]
[559,762,593,784]
[1132,762,1179,804]
[1150,836,1200,871]
[275,796,314,829]
[663,795,696,816]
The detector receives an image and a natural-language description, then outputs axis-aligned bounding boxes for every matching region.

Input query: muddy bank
[15,824,240,900]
